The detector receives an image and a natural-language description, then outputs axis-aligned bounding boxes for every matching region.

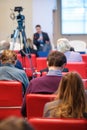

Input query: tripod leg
[11,29,19,50]
[21,28,35,79]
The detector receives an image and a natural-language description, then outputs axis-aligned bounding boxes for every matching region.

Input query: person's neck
[38,31,42,34]
[49,66,62,71]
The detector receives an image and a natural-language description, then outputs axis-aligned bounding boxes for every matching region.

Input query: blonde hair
[57,38,71,53]
[0,50,17,64]
[26,38,33,49]
[50,72,87,118]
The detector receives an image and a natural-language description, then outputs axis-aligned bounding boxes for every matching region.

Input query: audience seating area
[0,81,23,119]
[0,52,87,128]
[16,53,87,89]
[17,53,87,77]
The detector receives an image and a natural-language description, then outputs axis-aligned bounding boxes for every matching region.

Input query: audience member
[0,50,29,96]
[43,72,87,118]
[19,38,38,57]
[70,46,75,51]
[0,40,23,70]
[33,24,51,53]
[40,67,69,76]
[21,50,67,117]
[0,116,34,130]
[0,40,10,53]
[57,38,82,62]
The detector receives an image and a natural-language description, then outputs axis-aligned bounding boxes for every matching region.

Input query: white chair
[69,40,87,53]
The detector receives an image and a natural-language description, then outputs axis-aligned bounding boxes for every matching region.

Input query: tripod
[11,12,35,79]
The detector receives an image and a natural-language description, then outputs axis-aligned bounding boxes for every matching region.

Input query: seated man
[33,25,51,55]
[0,50,29,96]
[21,50,67,117]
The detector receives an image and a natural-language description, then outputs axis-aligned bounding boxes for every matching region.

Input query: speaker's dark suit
[33,32,50,50]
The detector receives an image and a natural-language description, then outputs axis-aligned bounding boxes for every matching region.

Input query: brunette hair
[50,72,87,118]
[47,51,67,67]
[35,24,41,28]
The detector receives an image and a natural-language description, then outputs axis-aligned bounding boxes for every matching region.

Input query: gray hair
[0,40,10,51]
[57,38,71,53]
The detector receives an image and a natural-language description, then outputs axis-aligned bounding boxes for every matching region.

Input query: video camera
[14,6,23,13]
[14,6,25,27]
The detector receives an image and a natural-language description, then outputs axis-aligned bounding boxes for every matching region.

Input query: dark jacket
[33,32,50,50]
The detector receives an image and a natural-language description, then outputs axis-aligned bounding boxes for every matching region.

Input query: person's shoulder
[71,51,81,56]
[30,76,47,83]
[45,100,60,108]
[42,32,48,35]
[34,32,38,35]
[14,67,26,74]
[43,100,60,117]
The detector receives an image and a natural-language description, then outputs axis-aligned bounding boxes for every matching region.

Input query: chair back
[26,94,56,119]
[17,54,36,77]
[29,118,87,130]
[0,81,23,119]
[66,62,87,79]
[69,40,86,53]
[36,57,47,71]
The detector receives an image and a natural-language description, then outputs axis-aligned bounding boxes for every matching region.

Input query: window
[61,0,87,34]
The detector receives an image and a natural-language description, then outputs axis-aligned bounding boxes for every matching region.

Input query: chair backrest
[66,62,87,79]
[29,118,87,130]
[82,54,87,63]
[26,94,56,119]
[0,81,23,119]
[69,40,86,53]
[17,54,37,77]
[36,57,47,71]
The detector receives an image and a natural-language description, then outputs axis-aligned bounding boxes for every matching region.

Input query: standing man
[33,25,51,53]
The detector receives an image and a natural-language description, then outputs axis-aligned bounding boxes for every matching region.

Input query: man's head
[0,50,17,65]
[0,40,10,54]
[35,24,42,34]
[47,51,67,70]
[57,38,71,53]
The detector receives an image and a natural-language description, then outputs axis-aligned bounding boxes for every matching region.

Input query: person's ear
[62,63,66,69]
[47,61,48,66]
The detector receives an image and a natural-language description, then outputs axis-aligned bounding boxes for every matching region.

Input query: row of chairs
[26,94,87,130]
[17,53,87,79]
[0,81,55,120]
[0,82,87,130]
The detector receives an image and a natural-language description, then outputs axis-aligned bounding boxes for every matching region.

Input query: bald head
[0,40,10,51]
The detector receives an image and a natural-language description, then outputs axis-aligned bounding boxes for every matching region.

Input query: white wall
[0,0,33,41]
[32,0,57,48]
